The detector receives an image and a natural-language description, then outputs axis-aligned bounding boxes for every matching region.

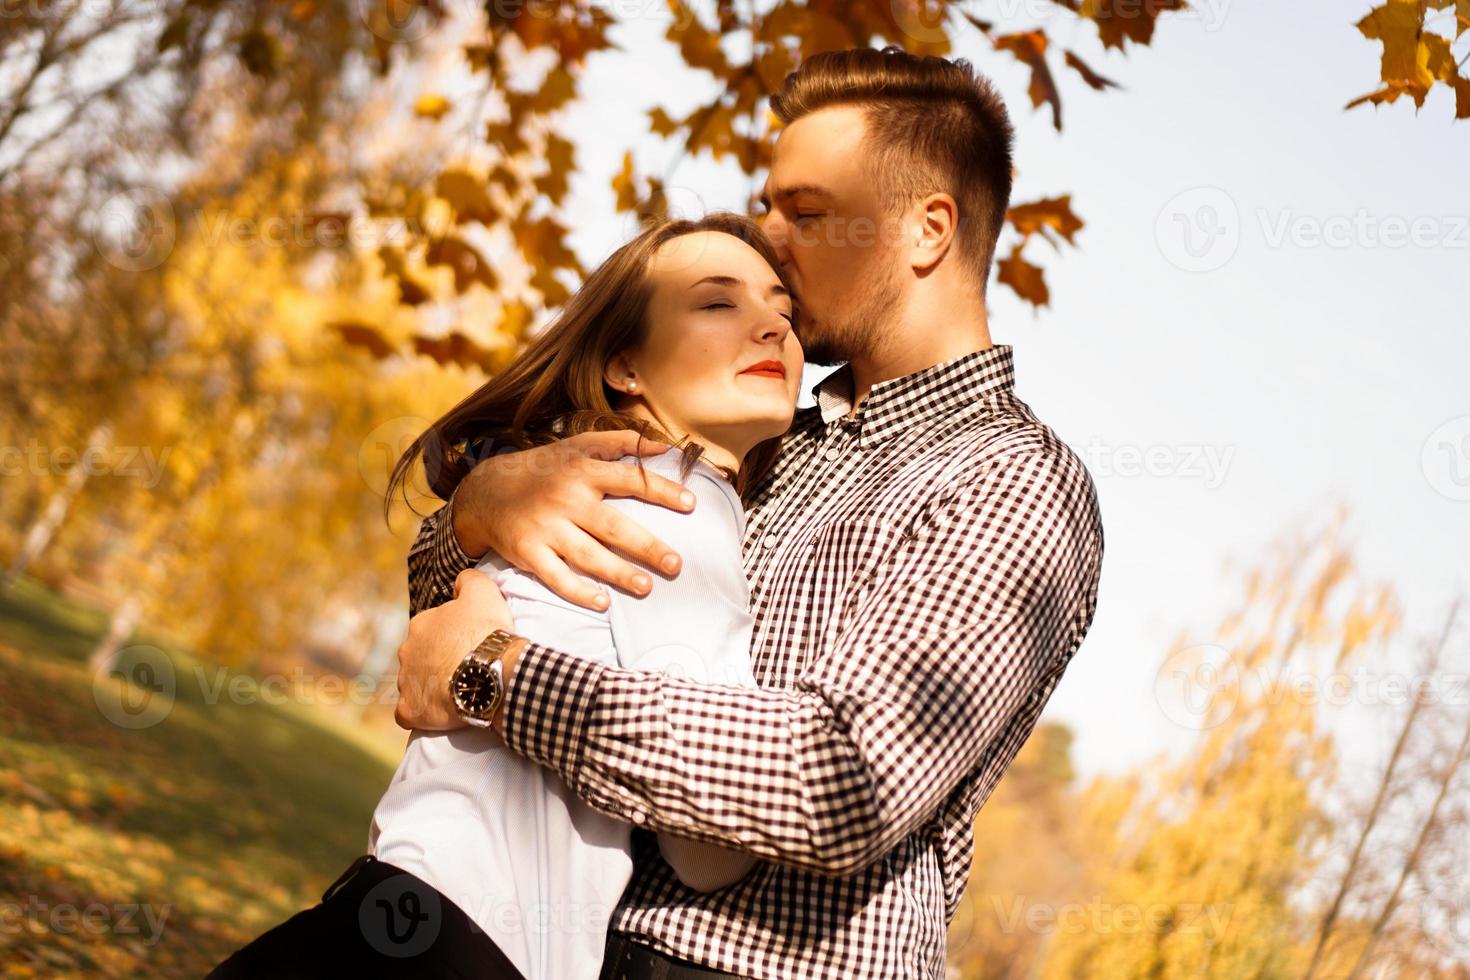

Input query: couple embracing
[212,45,1103,980]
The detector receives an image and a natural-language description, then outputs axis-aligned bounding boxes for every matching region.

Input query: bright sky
[550,2,1470,781]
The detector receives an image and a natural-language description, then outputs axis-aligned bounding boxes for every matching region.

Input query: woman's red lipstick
[739,359,787,380]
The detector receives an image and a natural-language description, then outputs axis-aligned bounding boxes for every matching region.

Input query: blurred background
[2,0,1468,976]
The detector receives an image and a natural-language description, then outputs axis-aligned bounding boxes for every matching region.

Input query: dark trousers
[207,854,526,979]
[598,931,747,980]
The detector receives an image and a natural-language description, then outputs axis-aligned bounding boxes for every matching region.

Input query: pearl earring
[626,379,639,394]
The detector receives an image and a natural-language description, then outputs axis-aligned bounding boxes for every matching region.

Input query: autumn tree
[949,511,1470,979]
[947,722,1095,979]
[333,0,1192,382]
[329,0,1466,380]
[1302,598,1470,977]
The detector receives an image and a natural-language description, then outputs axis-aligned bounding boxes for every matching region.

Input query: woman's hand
[656,833,758,893]
[450,431,696,610]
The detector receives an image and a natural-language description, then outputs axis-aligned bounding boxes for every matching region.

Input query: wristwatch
[449,628,521,727]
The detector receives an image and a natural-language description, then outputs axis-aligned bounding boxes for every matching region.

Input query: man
[395,47,1104,979]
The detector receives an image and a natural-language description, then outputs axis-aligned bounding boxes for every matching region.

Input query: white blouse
[368,448,758,980]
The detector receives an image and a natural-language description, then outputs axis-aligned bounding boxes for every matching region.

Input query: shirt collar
[809,345,1016,445]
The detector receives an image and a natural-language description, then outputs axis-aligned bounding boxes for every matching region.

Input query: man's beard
[796,263,904,367]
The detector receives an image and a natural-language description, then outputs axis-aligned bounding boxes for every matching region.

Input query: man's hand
[395,568,514,732]
[450,431,696,610]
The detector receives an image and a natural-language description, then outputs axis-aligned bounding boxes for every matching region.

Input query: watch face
[451,657,502,719]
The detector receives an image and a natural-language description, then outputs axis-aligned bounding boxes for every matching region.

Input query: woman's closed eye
[702,298,792,323]
[699,295,793,326]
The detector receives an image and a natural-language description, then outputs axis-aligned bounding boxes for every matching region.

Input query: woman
[209,212,803,979]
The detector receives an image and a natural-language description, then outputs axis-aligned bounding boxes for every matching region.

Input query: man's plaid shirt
[407,345,1104,979]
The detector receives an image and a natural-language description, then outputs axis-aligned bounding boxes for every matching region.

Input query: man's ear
[911,192,958,273]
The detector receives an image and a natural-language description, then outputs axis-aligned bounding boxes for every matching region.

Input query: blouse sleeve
[600,454,760,890]
[601,457,757,688]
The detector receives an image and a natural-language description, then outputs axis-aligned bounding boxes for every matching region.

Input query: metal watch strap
[471,627,516,662]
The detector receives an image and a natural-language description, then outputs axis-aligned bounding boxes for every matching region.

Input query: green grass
[0,576,398,977]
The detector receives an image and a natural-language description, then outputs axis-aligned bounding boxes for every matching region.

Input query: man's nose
[761,211,793,265]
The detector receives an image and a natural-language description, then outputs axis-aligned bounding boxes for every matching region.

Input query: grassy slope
[0,577,398,977]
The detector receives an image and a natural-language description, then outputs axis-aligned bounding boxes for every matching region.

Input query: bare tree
[1306,601,1462,977]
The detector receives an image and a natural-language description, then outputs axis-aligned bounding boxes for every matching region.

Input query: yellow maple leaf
[997,243,1050,308]
[413,93,450,120]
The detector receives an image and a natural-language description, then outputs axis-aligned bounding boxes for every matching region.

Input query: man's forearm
[499,636,1037,879]
[500,642,870,874]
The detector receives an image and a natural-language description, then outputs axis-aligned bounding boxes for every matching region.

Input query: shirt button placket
[838,415,863,457]
[823,417,848,462]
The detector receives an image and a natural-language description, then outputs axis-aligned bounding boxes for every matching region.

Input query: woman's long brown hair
[384,211,796,521]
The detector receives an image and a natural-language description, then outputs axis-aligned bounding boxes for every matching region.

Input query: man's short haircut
[771,46,1016,293]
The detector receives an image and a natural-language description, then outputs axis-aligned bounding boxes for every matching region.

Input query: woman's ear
[604,350,638,395]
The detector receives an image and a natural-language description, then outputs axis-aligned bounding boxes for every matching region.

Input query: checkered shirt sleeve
[406,485,477,617]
